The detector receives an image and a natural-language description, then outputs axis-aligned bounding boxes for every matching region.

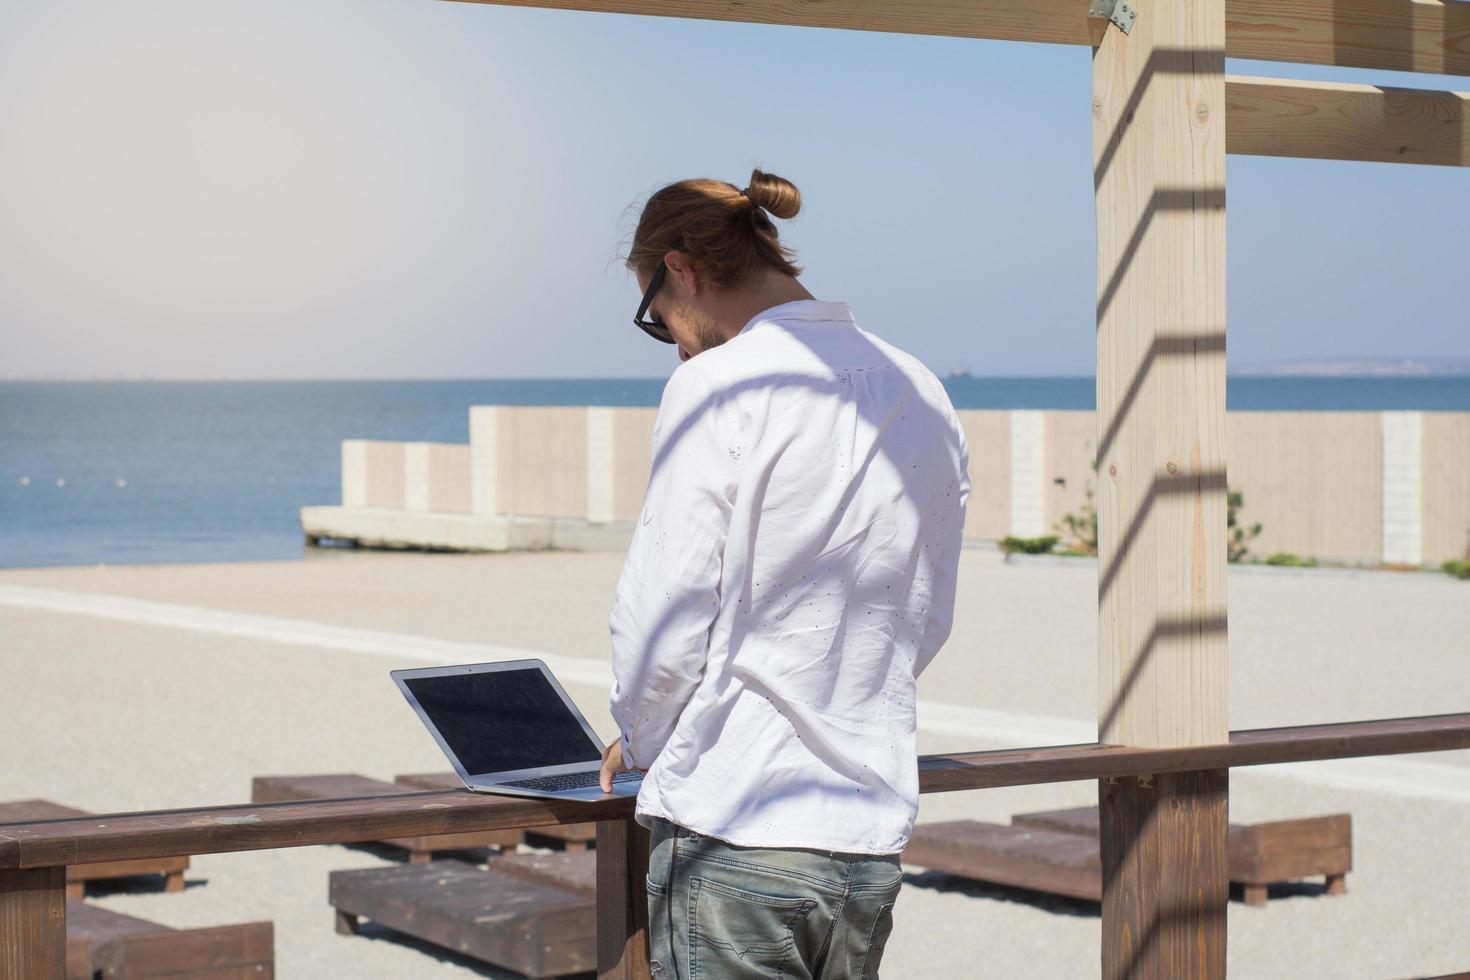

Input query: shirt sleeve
[609,363,736,769]
[915,412,971,679]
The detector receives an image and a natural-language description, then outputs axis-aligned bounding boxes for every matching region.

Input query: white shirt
[608,299,970,855]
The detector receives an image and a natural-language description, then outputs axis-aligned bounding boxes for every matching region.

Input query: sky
[0,0,1465,380]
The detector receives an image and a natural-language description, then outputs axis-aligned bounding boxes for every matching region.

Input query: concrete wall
[958,411,1010,540]
[1227,412,1382,563]
[342,408,1470,567]
[496,407,588,519]
[1044,411,1097,548]
[612,408,658,522]
[1423,413,1470,564]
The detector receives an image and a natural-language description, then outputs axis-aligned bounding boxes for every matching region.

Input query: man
[600,169,970,979]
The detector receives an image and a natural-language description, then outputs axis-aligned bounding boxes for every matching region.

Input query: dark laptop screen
[403,667,601,776]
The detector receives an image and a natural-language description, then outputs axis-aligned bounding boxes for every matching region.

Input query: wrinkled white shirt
[608,299,970,854]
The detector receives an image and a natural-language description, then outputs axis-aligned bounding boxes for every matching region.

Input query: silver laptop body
[390,659,643,801]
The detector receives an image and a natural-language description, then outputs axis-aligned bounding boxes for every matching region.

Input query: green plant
[1443,559,1470,580]
[1057,474,1263,563]
[1228,489,1263,563]
[1000,535,1059,556]
[1265,552,1317,568]
[1055,460,1099,556]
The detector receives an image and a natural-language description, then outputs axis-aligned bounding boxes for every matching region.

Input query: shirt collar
[738,300,854,336]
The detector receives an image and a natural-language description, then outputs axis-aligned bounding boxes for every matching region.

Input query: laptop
[391,659,644,801]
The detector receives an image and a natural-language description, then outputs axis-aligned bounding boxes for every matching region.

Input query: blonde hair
[626,168,803,288]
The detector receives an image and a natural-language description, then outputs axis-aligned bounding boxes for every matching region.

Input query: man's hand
[599,737,644,793]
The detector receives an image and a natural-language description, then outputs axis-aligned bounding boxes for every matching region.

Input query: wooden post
[1092,1,1230,977]
[0,867,66,980]
[596,817,652,980]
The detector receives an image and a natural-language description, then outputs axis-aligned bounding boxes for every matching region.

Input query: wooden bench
[903,806,1351,907]
[492,848,597,897]
[394,772,600,850]
[4,715,1466,979]
[250,774,521,863]
[1012,805,1351,906]
[330,857,595,978]
[0,801,187,899]
[65,900,273,979]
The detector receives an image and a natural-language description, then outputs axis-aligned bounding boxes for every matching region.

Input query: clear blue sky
[1,0,1465,379]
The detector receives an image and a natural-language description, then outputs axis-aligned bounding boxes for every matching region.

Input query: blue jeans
[644,815,903,979]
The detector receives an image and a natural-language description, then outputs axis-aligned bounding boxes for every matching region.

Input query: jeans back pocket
[688,875,817,979]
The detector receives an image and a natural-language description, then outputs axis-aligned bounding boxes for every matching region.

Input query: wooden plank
[903,820,1103,901]
[1226,0,1470,76]
[0,789,632,872]
[395,773,597,846]
[1093,0,1229,973]
[252,774,521,856]
[1012,806,1352,891]
[76,912,273,980]
[1101,771,1230,980]
[443,0,1102,46]
[596,818,652,980]
[0,714,1466,871]
[65,901,165,980]
[329,860,593,978]
[1226,76,1470,167]
[443,0,1470,76]
[495,849,598,897]
[1093,0,1228,753]
[0,866,65,980]
[1233,814,1352,886]
[919,713,1470,791]
[910,812,1349,907]
[97,922,274,979]
[0,801,190,892]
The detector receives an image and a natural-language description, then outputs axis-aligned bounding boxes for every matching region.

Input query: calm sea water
[3,376,1468,569]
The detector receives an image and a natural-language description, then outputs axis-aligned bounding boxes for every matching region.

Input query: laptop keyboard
[499,770,641,793]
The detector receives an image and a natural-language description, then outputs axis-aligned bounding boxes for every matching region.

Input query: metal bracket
[1089,0,1136,35]
[1137,774,1154,789]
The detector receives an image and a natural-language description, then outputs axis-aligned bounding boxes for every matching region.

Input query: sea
[3,376,1469,570]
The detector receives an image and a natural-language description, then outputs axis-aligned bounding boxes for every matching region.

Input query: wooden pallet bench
[492,848,596,897]
[0,801,187,899]
[330,857,595,978]
[1012,805,1350,906]
[903,806,1351,907]
[3,715,1465,979]
[250,773,521,863]
[65,900,273,979]
[394,772,599,850]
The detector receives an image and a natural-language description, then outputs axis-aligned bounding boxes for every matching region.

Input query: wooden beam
[0,867,65,980]
[596,818,653,980]
[1100,770,1229,980]
[1227,0,1470,76]
[3,714,1467,872]
[442,0,1470,76]
[919,712,1470,792]
[1093,10,1228,759]
[442,0,1103,45]
[1226,75,1470,166]
[1092,0,1229,975]
[0,790,636,871]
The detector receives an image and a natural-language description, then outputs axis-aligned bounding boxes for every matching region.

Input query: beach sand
[2,548,1467,978]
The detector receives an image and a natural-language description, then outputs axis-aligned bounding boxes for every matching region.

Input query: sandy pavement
[1,548,1467,978]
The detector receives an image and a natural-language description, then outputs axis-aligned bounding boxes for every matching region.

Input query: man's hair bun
[627,168,804,288]
[744,169,801,220]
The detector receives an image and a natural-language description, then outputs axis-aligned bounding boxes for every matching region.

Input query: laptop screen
[403,667,601,776]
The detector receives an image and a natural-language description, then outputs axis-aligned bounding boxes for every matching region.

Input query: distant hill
[1233,356,1470,378]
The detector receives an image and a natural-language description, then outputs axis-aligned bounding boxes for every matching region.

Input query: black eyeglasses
[633,260,675,345]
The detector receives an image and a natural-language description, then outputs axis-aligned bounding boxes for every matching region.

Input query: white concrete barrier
[321,407,1470,565]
